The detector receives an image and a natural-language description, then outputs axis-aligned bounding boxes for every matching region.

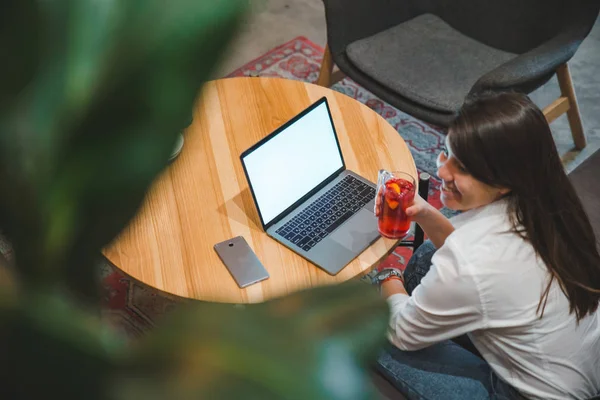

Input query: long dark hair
[448,91,600,321]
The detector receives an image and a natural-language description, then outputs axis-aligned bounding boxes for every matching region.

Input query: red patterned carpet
[0,37,452,337]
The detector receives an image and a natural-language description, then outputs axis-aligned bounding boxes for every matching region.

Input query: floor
[217,0,600,171]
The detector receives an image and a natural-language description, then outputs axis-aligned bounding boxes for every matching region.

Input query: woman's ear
[498,187,512,196]
[493,187,511,202]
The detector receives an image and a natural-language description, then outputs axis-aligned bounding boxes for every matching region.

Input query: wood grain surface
[103,77,417,303]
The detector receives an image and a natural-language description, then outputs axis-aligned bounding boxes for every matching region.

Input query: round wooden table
[103,77,417,303]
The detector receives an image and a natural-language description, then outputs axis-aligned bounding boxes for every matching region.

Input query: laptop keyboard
[275,175,376,252]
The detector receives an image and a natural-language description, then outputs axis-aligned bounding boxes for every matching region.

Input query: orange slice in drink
[385,182,401,209]
[386,199,399,209]
[388,182,401,193]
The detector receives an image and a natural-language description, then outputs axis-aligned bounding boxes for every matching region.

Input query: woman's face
[437,137,509,211]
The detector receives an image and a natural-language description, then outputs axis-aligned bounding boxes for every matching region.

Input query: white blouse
[387,199,600,400]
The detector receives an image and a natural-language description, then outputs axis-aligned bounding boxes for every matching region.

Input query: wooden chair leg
[543,63,586,150]
[557,64,586,150]
[317,44,346,87]
[543,97,570,124]
[317,44,334,87]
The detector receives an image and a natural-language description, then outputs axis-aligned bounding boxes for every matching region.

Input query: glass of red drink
[376,170,416,239]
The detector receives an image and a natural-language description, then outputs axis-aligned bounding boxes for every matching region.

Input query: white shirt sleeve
[386,237,487,351]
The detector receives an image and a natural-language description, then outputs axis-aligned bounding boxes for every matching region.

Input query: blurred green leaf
[0,3,393,400]
[1,289,125,399]
[0,0,40,110]
[119,280,389,400]
[260,277,391,365]
[0,0,247,291]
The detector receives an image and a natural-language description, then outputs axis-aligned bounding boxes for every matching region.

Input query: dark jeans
[376,241,526,400]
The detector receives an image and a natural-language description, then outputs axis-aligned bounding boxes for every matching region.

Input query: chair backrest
[415,0,599,53]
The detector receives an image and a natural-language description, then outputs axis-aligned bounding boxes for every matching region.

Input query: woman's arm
[381,278,408,298]
[385,239,485,351]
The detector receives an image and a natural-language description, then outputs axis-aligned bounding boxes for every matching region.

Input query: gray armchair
[318,0,599,149]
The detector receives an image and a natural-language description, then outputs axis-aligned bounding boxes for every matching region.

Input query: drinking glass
[376,170,416,239]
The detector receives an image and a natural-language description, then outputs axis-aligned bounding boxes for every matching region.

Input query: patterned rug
[0,37,452,337]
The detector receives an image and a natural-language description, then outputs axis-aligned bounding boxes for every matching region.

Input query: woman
[373,92,600,400]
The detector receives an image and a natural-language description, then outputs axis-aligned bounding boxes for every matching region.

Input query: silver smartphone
[214,236,270,288]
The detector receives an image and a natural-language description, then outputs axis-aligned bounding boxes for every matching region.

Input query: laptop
[240,97,381,275]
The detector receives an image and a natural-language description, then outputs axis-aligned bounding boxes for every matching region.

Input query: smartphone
[214,236,269,288]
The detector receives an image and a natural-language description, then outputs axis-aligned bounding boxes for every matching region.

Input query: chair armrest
[470,17,595,93]
[322,0,417,57]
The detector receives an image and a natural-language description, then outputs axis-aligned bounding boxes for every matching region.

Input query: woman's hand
[375,187,452,248]
[405,194,432,223]
[374,188,384,217]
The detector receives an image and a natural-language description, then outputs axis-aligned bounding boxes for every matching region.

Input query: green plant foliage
[2,289,124,399]
[0,1,390,399]
[0,0,245,290]
[2,279,388,400]
[119,281,388,400]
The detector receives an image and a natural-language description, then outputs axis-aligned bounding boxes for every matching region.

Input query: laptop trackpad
[329,209,379,251]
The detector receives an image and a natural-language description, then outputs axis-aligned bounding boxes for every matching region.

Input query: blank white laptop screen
[242,101,343,226]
